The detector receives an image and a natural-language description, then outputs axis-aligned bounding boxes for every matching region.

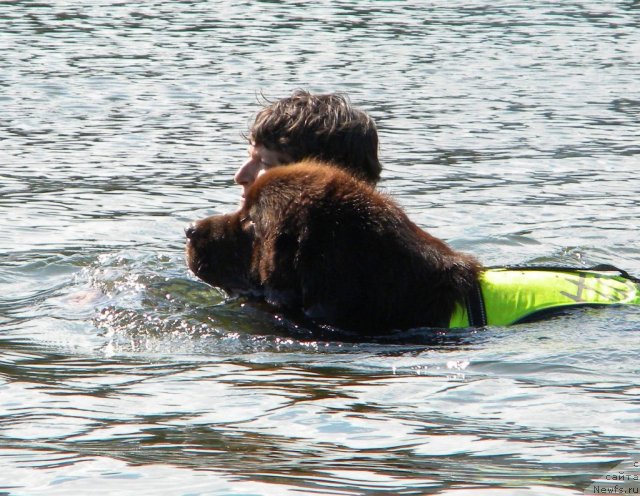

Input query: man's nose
[234,160,251,185]
[234,157,260,186]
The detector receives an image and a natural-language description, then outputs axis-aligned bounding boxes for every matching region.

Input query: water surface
[2,1,640,495]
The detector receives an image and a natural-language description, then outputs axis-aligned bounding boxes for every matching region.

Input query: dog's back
[245,161,481,333]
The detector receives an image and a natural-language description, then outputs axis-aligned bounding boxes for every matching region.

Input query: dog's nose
[185,224,198,240]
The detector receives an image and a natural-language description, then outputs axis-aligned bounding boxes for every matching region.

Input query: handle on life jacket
[450,264,640,328]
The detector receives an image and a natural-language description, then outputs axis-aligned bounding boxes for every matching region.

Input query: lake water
[2,1,640,495]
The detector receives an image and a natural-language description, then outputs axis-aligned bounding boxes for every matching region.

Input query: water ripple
[2,1,640,494]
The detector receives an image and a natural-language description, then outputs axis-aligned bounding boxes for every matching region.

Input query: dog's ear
[244,181,288,244]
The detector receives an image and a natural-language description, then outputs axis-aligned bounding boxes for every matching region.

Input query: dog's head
[185,212,258,296]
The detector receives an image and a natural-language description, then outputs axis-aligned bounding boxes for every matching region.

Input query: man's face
[234,144,291,201]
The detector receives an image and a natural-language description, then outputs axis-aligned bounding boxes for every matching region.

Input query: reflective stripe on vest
[449,268,640,328]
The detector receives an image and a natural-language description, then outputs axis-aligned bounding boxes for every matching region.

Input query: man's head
[234,90,381,198]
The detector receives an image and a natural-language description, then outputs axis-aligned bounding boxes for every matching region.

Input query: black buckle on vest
[465,280,487,327]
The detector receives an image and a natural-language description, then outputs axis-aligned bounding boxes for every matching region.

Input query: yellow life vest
[449,266,640,328]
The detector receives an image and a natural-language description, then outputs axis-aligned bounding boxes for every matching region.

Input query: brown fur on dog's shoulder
[186,160,481,334]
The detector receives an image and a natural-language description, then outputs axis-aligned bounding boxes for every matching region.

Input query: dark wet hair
[248,90,381,184]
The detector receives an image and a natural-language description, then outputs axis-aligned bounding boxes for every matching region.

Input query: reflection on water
[2,1,640,494]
